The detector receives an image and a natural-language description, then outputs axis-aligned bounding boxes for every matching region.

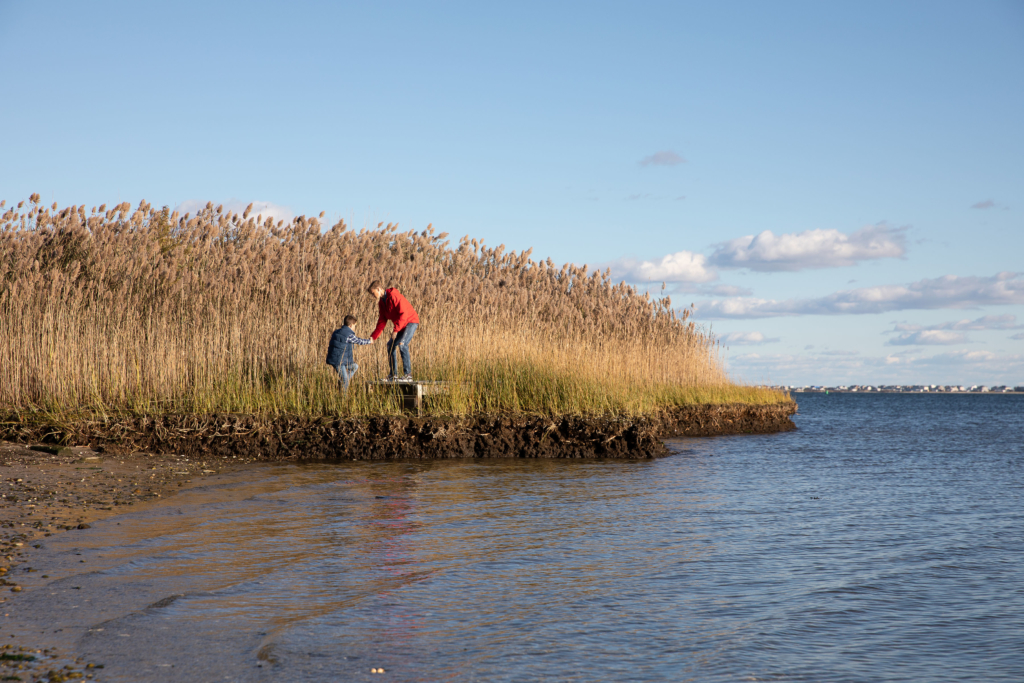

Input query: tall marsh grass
[0,195,786,419]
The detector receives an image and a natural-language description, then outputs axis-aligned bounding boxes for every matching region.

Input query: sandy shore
[0,441,247,681]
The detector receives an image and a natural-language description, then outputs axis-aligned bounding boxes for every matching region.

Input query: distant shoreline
[790,389,1022,395]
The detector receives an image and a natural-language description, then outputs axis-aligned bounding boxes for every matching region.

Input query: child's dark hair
[344,315,357,326]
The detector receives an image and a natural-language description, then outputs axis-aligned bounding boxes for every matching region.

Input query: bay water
[14,393,1024,681]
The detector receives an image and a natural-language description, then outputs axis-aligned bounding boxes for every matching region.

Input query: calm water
[14,394,1024,681]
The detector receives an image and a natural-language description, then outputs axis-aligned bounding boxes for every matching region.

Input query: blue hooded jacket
[326,326,371,367]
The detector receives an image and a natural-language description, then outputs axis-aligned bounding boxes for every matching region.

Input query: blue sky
[2,0,1022,385]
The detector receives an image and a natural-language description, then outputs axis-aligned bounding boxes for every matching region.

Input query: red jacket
[371,288,420,340]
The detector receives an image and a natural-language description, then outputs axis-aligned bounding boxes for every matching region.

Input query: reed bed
[0,195,786,420]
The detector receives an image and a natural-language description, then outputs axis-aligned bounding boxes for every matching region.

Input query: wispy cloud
[697,272,1024,319]
[708,224,906,272]
[883,314,1021,345]
[639,151,685,167]
[602,250,717,283]
[971,199,995,210]
[724,348,1024,385]
[175,199,294,224]
[701,284,752,297]
[914,349,1012,365]
[1012,333,1024,341]
[646,282,754,300]
[890,314,1020,333]
[720,331,779,346]
[887,330,969,346]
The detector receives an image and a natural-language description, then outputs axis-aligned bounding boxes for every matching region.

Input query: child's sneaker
[399,374,413,382]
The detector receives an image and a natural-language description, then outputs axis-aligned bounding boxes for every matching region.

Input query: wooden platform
[370,380,454,415]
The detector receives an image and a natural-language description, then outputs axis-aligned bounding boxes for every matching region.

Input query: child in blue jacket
[326,315,374,390]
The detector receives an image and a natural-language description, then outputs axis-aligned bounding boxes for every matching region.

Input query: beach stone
[28,444,72,457]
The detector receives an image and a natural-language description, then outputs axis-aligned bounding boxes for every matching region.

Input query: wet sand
[0,441,248,681]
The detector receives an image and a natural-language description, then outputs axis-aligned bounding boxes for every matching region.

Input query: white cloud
[890,314,1020,332]
[606,224,909,289]
[604,250,717,283]
[697,272,1024,319]
[708,224,906,271]
[175,199,294,224]
[971,199,995,210]
[1012,333,1024,341]
[887,330,969,346]
[720,331,779,346]
[639,151,685,167]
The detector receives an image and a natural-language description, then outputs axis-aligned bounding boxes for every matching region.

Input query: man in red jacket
[368,280,420,381]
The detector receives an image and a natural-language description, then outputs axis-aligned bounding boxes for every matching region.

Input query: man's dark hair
[343,315,357,326]
[367,280,383,294]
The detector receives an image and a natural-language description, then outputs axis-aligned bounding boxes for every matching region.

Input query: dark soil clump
[2,403,796,461]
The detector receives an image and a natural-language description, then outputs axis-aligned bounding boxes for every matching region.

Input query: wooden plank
[368,380,468,415]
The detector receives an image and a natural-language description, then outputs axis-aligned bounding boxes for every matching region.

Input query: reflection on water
[18,394,1024,682]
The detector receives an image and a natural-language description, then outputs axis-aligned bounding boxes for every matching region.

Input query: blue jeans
[387,323,417,377]
[337,362,358,390]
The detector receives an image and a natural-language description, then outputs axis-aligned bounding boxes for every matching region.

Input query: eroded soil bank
[3,403,797,462]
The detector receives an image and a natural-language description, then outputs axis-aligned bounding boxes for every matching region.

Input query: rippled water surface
[19,394,1024,681]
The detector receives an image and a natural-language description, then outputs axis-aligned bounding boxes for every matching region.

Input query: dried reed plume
[0,196,785,419]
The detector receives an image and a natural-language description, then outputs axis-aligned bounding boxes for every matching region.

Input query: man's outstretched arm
[370,305,389,340]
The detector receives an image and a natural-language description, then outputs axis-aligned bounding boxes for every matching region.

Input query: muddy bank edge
[2,403,796,460]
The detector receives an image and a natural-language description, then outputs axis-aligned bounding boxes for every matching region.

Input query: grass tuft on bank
[1,196,789,421]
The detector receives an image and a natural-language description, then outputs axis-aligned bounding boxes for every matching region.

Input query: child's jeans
[386,323,417,377]
[337,362,358,390]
